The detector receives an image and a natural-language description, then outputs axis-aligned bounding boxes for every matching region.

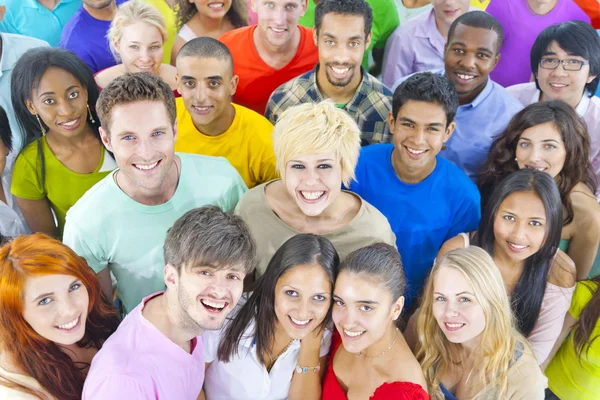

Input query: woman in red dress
[322,243,430,400]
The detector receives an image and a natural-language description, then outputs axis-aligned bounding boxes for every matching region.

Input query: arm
[403,307,420,352]
[97,267,114,303]
[15,197,57,237]
[437,234,468,259]
[288,329,327,400]
[567,198,600,280]
[197,362,211,400]
[540,312,576,372]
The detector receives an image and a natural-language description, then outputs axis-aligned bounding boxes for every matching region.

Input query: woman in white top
[95,0,178,93]
[202,234,338,400]
[170,0,247,63]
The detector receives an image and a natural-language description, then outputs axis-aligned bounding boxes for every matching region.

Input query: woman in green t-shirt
[10,47,116,237]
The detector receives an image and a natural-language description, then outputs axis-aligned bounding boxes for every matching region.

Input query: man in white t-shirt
[63,72,247,314]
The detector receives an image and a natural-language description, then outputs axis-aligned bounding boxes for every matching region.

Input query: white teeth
[536,168,546,172]
[445,323,464,328]
[271,28,285,33]
[508,242,527,249]
[301,191,324,200]
[457,73,474,80]
[406,147,426,155]
[208,3,224,8]
[344,329,365,337]
[193,106,210,111]
[135,161,159,170]
[60,119,79,127]
[202,300,225,309]
[332,67,349,74]
[57,317,79,330]
[290,317,311,325]
[550,83,567,88]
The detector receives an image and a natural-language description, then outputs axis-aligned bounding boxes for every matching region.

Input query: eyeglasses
[539,57,589,71]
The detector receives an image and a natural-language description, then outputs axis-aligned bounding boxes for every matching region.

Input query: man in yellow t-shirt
[174,37,279,188]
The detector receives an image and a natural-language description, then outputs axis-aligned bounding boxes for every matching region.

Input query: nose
[194,84,209,103]
[57,99,75,117]
[511,220,527,239]
[303,167,319,186]
[136,137,155,160]
[139,47,151,61]
[550,63,568,77]
[272,7,286,25]
[443,302,459,318]
[529,145,543,162]
[57,297,78,318]
[296,299,311,319]
[459,52,476,69]
[412,127,426,144]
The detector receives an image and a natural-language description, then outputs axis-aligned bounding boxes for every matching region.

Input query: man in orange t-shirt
[219,0,318,114]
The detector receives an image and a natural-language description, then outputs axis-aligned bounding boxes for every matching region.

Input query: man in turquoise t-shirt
[63,73,247,314]
[298,0,399,70]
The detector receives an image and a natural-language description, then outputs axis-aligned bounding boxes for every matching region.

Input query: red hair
[0,233,120,399]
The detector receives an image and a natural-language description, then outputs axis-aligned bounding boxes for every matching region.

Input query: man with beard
[59,0,127,74]
[83,206,256,399]
[265,0,392,146]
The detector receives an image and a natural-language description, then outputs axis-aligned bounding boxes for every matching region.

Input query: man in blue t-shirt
[59,0,127,74]
[350,72,481,312]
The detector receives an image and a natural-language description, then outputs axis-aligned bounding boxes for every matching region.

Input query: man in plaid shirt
[265,0,392,146]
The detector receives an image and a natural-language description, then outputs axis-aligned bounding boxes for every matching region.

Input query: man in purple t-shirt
[59,0,127,74]
[83,206,257,399]
[487,0,590,87]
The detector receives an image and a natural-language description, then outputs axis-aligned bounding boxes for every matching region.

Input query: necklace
[265,339,294,373]
[357,328,399,359]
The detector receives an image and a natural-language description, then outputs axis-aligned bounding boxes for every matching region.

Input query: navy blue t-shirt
[351,144,481,310]
[59,0,128,74]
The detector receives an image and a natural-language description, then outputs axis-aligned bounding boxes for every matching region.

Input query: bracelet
[295,363,320,374]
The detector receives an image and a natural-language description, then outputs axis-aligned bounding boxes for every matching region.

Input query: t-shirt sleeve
[82,374,154,399]
[63,218,108,273]
[446,180,481,241]
[221,166,248,212]
[319,328,333,358]
[569,281,597,319]
[11,151,45,200]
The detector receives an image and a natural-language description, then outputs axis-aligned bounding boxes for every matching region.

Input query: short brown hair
[96,72,176,136]
[164,205,257,275]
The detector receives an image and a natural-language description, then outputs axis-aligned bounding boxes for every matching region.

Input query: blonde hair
[273,101,361,188]
[108,0,168,61]
[416,246,529,400]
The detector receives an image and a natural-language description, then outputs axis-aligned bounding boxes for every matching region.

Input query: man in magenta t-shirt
[82,206,256,399]
[487,0,590,87]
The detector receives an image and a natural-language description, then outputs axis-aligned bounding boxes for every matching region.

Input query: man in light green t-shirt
[63,73,247,314]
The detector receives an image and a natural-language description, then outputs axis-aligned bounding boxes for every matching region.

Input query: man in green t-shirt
[63,73,247,314]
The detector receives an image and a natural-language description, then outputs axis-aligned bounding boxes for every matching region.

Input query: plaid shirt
[265,64,393,145]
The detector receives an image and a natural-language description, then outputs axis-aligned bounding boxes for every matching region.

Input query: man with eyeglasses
[508,21,600,198]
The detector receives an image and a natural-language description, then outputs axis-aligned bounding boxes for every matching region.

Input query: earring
[515,157,518,161]
[87,104,96,124]
[35,114,46,136]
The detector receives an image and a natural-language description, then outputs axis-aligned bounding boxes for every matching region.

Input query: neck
[46,123,97,148]
[391,149,436,184]
[457,79,488,105]
[117,155,180,205]
[84,1,117,21]
[144,292,201,351]
[527,0,558,15]
[361,323,398,359]
[434,10,452,40]
[460,335,481,359]
[540,90,582,109]
[192,11,228,34]
[316,64,363,105]
[193,103,235,137]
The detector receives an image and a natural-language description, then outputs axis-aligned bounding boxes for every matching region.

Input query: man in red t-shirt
[219,0,318,114]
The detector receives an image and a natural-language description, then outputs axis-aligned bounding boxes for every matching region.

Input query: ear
[492,52,501,70]
[443,121,456,143]
[164,263,179,289]
[365,32,372,52]
[250,0,257,12]
[25,99,36,116]
[587,74,597,85]
[392,296,405,321]
[99,126,113,152]
[172,119,178,142]
[112,37,121,55]
[313,28,318,46]
[230,74,239,97]
[387,111,396,134]
[0,6,6,22]
[300,0,308,15]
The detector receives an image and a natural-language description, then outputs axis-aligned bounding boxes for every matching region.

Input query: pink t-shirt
[82,292,205,399]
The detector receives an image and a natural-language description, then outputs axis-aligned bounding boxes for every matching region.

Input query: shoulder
[548,250,577,289]
[365,75,393,97]
[505,82,535,105]
[570,185,600,227]
[298,25,315,39]
[438,234,468,257]
[1,32,49,50]
[358,143,392,162]
[15,140,40,162]
[95,65,124,88]
[66,174,114,218]
[507,348,547,397]
[491,81,525,109]
[219,26,252,46]
[234,104,273,132]
[236,183,267,213]
[180,153,238,176]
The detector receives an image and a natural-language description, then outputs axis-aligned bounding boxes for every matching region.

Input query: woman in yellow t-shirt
[10,48,116,238]
[544,278,600,399]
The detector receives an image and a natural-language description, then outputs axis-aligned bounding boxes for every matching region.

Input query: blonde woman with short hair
[95,0,178,93]
[235,101,396,281]
[417,246,546,400]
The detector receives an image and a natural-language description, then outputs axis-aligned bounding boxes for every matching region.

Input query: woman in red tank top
[322,244,430,400]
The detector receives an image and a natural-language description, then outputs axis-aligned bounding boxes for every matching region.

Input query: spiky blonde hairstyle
[416,246,530,400]
[272,101,361,188]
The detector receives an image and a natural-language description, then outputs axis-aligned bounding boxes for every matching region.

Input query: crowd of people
[0,0,599,399]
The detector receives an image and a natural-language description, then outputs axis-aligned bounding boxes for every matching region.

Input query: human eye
[349,41,360,48]
[478,53,490,59]
[401,122,415,128]
[325,39,335,46]
[435,296,446,302]
[285,3,296,10]
[264,1,274,8]
[334,300,344,307]
[518,141,530,148]
[285,290,299,297]
[359,305,372,312]
[454,48,464,54]
[69,283,82,291]
[129,45,139,50]
[122,135,135,141]
[503,215,515,221]
[317,163,332,169]
[153,130,165,137]
[183,80,195,88]
[543,143,556,150]
[151,45,161,50]
[43,98,55,105]
[227,274,241,281]
[290,164,304,169]
[529,220,543,227]
[313,294,326,301]
[68,91,79,99]
[209,80,221,87]
[459,297,471,303]
[567,59,582,66]
[38,297,52,306]
[199,270,212,276]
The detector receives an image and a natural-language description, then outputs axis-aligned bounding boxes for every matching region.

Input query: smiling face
[332,271,403,354]
[315,12,371,89]
[176,56,238,130]
[493,191,547,262]
[22,274,90,345]
[432,266,485,346]
[25,67,90,138]
[432,0,470,27]
[391,100,455,178]
[284,152,343,217]
[536,41,596,109]
[100,100,176,195]
[445,23,500,104]
[191,0,232,19]
[169,262,246,332]
[253,0,306,48]
[515,122,566,179]
[114,21,164,75]
[274,263,332,339]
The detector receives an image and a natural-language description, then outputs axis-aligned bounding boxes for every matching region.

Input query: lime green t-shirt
[11,137,115,235]
[298,0,400,69]
[546,281,600,399]
[62,153,247,314]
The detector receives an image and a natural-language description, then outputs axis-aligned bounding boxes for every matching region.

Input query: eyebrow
[205,75,223,81]
[450,41,494,53]
[434,291,475,296]
[542,50,577,57]
[322,32,363,41]
[116,126,169,137]
[38,85,79,99]
[289,158,335,163]
[398,116,444,127]
[128,40,161,45]
[333,294,379,305]
[32,278,80,303]
[519,137,561,144]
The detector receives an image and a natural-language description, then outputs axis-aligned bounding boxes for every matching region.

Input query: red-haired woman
[0,234,120,400]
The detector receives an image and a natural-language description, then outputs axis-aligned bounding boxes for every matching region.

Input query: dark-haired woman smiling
[440,168,576,365]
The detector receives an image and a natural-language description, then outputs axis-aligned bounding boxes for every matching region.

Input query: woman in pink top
[439,169,576,364]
